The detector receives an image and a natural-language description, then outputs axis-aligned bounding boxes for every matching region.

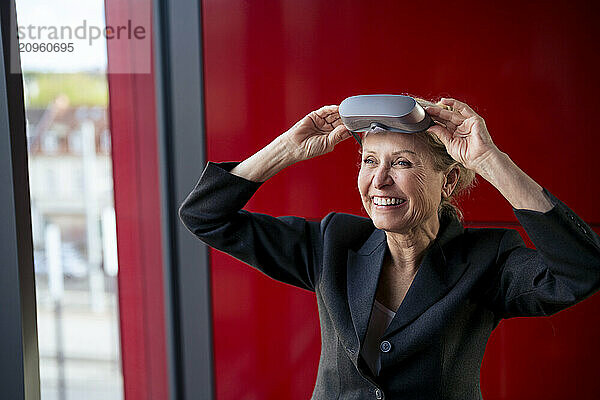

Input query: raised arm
[426,98,600,318]
[425,98,553,212]
[229,104,351,182]
[178,105,351,291]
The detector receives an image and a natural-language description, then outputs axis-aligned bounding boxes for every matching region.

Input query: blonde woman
[179,97,600,399]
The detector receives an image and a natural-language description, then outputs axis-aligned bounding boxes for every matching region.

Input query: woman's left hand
[425,98,500,173]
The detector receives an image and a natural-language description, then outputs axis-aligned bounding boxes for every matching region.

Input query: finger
[315,105,339,119]
[314,105,342,127]
[424,105,443,116]
[445,121,458,132]
[438,117,471,138]
[308,113,337,133]
[328,124,351,146]
[427,124,452,148]
[455,121,471,137]
[327,114,344,127]
[316,104,339,112]
[454,118,480,138]
[430,115,456,132]
[427,106,465,126]
[318,112,343,127]
[439,98,478,118]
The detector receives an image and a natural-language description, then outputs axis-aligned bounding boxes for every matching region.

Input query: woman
[179,97,600,399]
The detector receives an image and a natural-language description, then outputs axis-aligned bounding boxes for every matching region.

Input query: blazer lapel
[383,216,469,338]
[347,229,386,348]
[346,215,469,349]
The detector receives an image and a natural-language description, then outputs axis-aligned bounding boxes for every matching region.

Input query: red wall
[202,1,600,399]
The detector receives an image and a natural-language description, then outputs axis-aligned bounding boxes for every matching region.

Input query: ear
[442,165,460,199]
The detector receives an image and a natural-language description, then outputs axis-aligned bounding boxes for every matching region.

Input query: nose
[373,165,393,189]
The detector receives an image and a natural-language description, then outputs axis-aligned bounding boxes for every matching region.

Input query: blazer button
[380,340,392,353]
[374,388,383,399]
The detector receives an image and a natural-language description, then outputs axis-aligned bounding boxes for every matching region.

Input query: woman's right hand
[281,105,352,162]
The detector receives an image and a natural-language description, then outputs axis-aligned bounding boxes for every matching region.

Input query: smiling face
[358,131,447,233]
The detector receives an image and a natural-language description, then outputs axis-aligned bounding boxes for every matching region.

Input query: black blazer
[179,161,600,400]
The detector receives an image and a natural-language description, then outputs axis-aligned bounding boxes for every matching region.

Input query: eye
[393,159,412,167]
[362,157,376,165]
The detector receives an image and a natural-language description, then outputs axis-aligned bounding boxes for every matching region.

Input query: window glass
[16,0,124,398]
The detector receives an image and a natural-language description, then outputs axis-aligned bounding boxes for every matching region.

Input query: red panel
[202,0,600,399]
[105,1,169,399]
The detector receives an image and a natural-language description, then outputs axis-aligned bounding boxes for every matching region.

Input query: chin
[372,216,410,233]
[371,207,432,234]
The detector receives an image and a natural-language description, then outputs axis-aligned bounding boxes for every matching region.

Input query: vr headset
[339,95,435,145]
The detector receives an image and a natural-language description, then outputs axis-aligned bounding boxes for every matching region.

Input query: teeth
[373,197,405,206]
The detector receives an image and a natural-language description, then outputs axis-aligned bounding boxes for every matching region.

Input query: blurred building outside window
[17,0,124,399]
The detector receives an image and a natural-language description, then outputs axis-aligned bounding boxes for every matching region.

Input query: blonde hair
[360,96,477,221]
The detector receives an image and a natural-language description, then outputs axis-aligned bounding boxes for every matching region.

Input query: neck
[384,213,440,274]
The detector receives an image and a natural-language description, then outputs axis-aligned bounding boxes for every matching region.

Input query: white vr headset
[339,95,434,145]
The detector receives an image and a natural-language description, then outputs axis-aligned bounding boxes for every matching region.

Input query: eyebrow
[362,150,417,156]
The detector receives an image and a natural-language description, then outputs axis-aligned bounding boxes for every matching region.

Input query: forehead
[361,131,429,157]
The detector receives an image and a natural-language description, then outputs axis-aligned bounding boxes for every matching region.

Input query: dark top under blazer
[178,161,600,400]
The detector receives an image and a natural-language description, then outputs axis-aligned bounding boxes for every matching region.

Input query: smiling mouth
[371,196,406,207]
